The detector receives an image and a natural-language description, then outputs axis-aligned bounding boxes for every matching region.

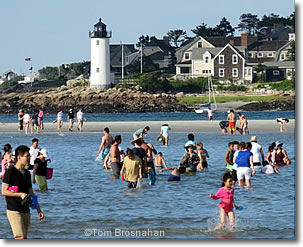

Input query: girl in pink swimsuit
[209,172,239,230]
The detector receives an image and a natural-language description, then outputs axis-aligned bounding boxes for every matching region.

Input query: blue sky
[0,0,295,74]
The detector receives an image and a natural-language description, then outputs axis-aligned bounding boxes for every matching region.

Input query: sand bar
[0,120,295,133]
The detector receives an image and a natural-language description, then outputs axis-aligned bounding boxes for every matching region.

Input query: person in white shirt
[207,108,214,121]
[76,109,85,132]
[23,112,31,135]
[250,136,264,168]
[28,138,41,170]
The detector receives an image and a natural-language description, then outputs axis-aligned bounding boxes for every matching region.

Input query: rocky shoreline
[0,86,295,114]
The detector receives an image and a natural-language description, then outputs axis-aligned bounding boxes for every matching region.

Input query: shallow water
[0,131,295,239]
[0,111,295,123]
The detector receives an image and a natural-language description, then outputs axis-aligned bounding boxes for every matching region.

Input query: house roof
[265,26,294,40]
[264,61,295,69]
[247,40,288,51]
[110,44,137,66]
[274,40,293,62]
[204,36,258,47]
[191,47,222,59]
[146,36,174,53]
[213,43,245,61]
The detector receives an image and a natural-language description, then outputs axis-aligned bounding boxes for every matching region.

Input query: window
[184,53,190,60]
[245,68,251,76]
[281,53,286,60]
[219,55,224,64]
[202,70,211,74]
[219,68,224,77]
[257,52,263,58]
[96,68,100,72]
[232,68,238,77]
[181,67,190,73]
[273,70,280,76]
[96,40,100,45]
[248,52,253,58]
[232,55,238,64]
[197,41,203,48]
[205,56,209,63]
[267,52,273,57]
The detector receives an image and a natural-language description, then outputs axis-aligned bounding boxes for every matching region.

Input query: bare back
[110,143,120,163]
[103,134,113,149]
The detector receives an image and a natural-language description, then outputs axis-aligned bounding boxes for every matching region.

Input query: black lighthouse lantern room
[89,18,112,38]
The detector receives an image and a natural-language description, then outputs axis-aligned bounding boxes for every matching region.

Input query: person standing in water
[196,142,209,170]
[209,172,239,230]
[110,135,122,179]
[96,127,113,163]
[160,124,171,146]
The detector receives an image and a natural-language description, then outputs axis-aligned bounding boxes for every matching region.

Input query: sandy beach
[0,120,295,133]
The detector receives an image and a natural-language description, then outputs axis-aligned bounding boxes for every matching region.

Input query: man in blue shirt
[160,124,171,146]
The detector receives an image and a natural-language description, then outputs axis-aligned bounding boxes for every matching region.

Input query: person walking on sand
[96,127,113,163]
[209,172,240,230]
[17,110,24,131]
[38,108,44,130]
[67,109,75,132]
[23,112,31,135]
[2,145,44,239]
[207,107,214,121]
[160,124,171,146]
[276,118,289,132]
[53,109,63,132]
[76,109,85,132]
[227,110,236,135]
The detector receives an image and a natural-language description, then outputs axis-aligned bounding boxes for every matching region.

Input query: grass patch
[180,96,284,105]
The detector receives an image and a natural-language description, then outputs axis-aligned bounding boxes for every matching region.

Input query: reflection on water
[0,131,295,239]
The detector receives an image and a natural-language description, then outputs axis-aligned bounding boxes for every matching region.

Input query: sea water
[0,130,295,239]
[0,111,295,123]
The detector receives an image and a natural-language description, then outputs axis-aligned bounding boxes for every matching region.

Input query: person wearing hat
[17,110,24,131]
[33,148,50,191]
[272,142,290,166]
[250,136,264,168]
[133,126,150,140]
[67,108,75,132]
[160,124,171,146]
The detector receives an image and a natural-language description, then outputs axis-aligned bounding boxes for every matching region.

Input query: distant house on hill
[0,70,17,84]
[175,32,295,83]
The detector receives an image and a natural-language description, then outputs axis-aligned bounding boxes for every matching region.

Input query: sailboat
[194,73,217,114]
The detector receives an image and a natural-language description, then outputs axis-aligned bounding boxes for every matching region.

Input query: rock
[175,92,184,97]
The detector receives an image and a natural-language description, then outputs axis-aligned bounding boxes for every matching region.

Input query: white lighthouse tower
[89,18,112,89]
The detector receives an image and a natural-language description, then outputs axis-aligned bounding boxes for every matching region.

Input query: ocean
[0,111,295,124]
[0,128,295,239]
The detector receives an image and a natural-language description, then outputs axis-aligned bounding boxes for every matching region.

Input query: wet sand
[0,120,295,133]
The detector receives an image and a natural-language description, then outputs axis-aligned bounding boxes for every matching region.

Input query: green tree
[287,40,295,61]
[215,17,235,36]
[192,22,215,36]
[254,63,265,82]
[136,35,150,48]
[167,29,187,47]
[237,13,259,35]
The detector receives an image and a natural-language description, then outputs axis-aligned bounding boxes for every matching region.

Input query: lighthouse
[89,18,112,89]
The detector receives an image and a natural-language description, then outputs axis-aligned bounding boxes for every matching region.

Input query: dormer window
[257,52,263,58]
[281,53,286,60]
[205,56,209,63]
[198,42,203,48]
[185,53,190,60]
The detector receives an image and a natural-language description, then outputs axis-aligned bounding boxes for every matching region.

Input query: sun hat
[39,149,48,158]
[19,109,23,112]
[69,108,73,112]
[251,136,258,142]
[275,141,283,147]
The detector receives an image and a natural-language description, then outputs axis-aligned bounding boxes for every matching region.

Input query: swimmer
[209,172,239,230]
[224,142,234,172]
[227,110,236,135]
[96,127,113,163]
[159,167,186,181]
[219,121,229,135]
[196,142,209,170]
[153,152,168,170]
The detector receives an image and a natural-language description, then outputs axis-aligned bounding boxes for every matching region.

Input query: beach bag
[136,178,144,189]
[46,167,53,180]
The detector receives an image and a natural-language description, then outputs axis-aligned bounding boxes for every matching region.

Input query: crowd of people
[93,123,291,231]
[0,138,52,239]
[17,108,86,134]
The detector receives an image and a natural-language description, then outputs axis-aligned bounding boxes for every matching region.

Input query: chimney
[241,33,248,47]
[229,39,235,46]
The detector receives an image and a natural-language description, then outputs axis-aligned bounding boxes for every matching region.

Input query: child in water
[209,172,239,230]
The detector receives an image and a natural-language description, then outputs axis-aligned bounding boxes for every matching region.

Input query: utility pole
[121,41,124,80]
[140,42,143,73]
